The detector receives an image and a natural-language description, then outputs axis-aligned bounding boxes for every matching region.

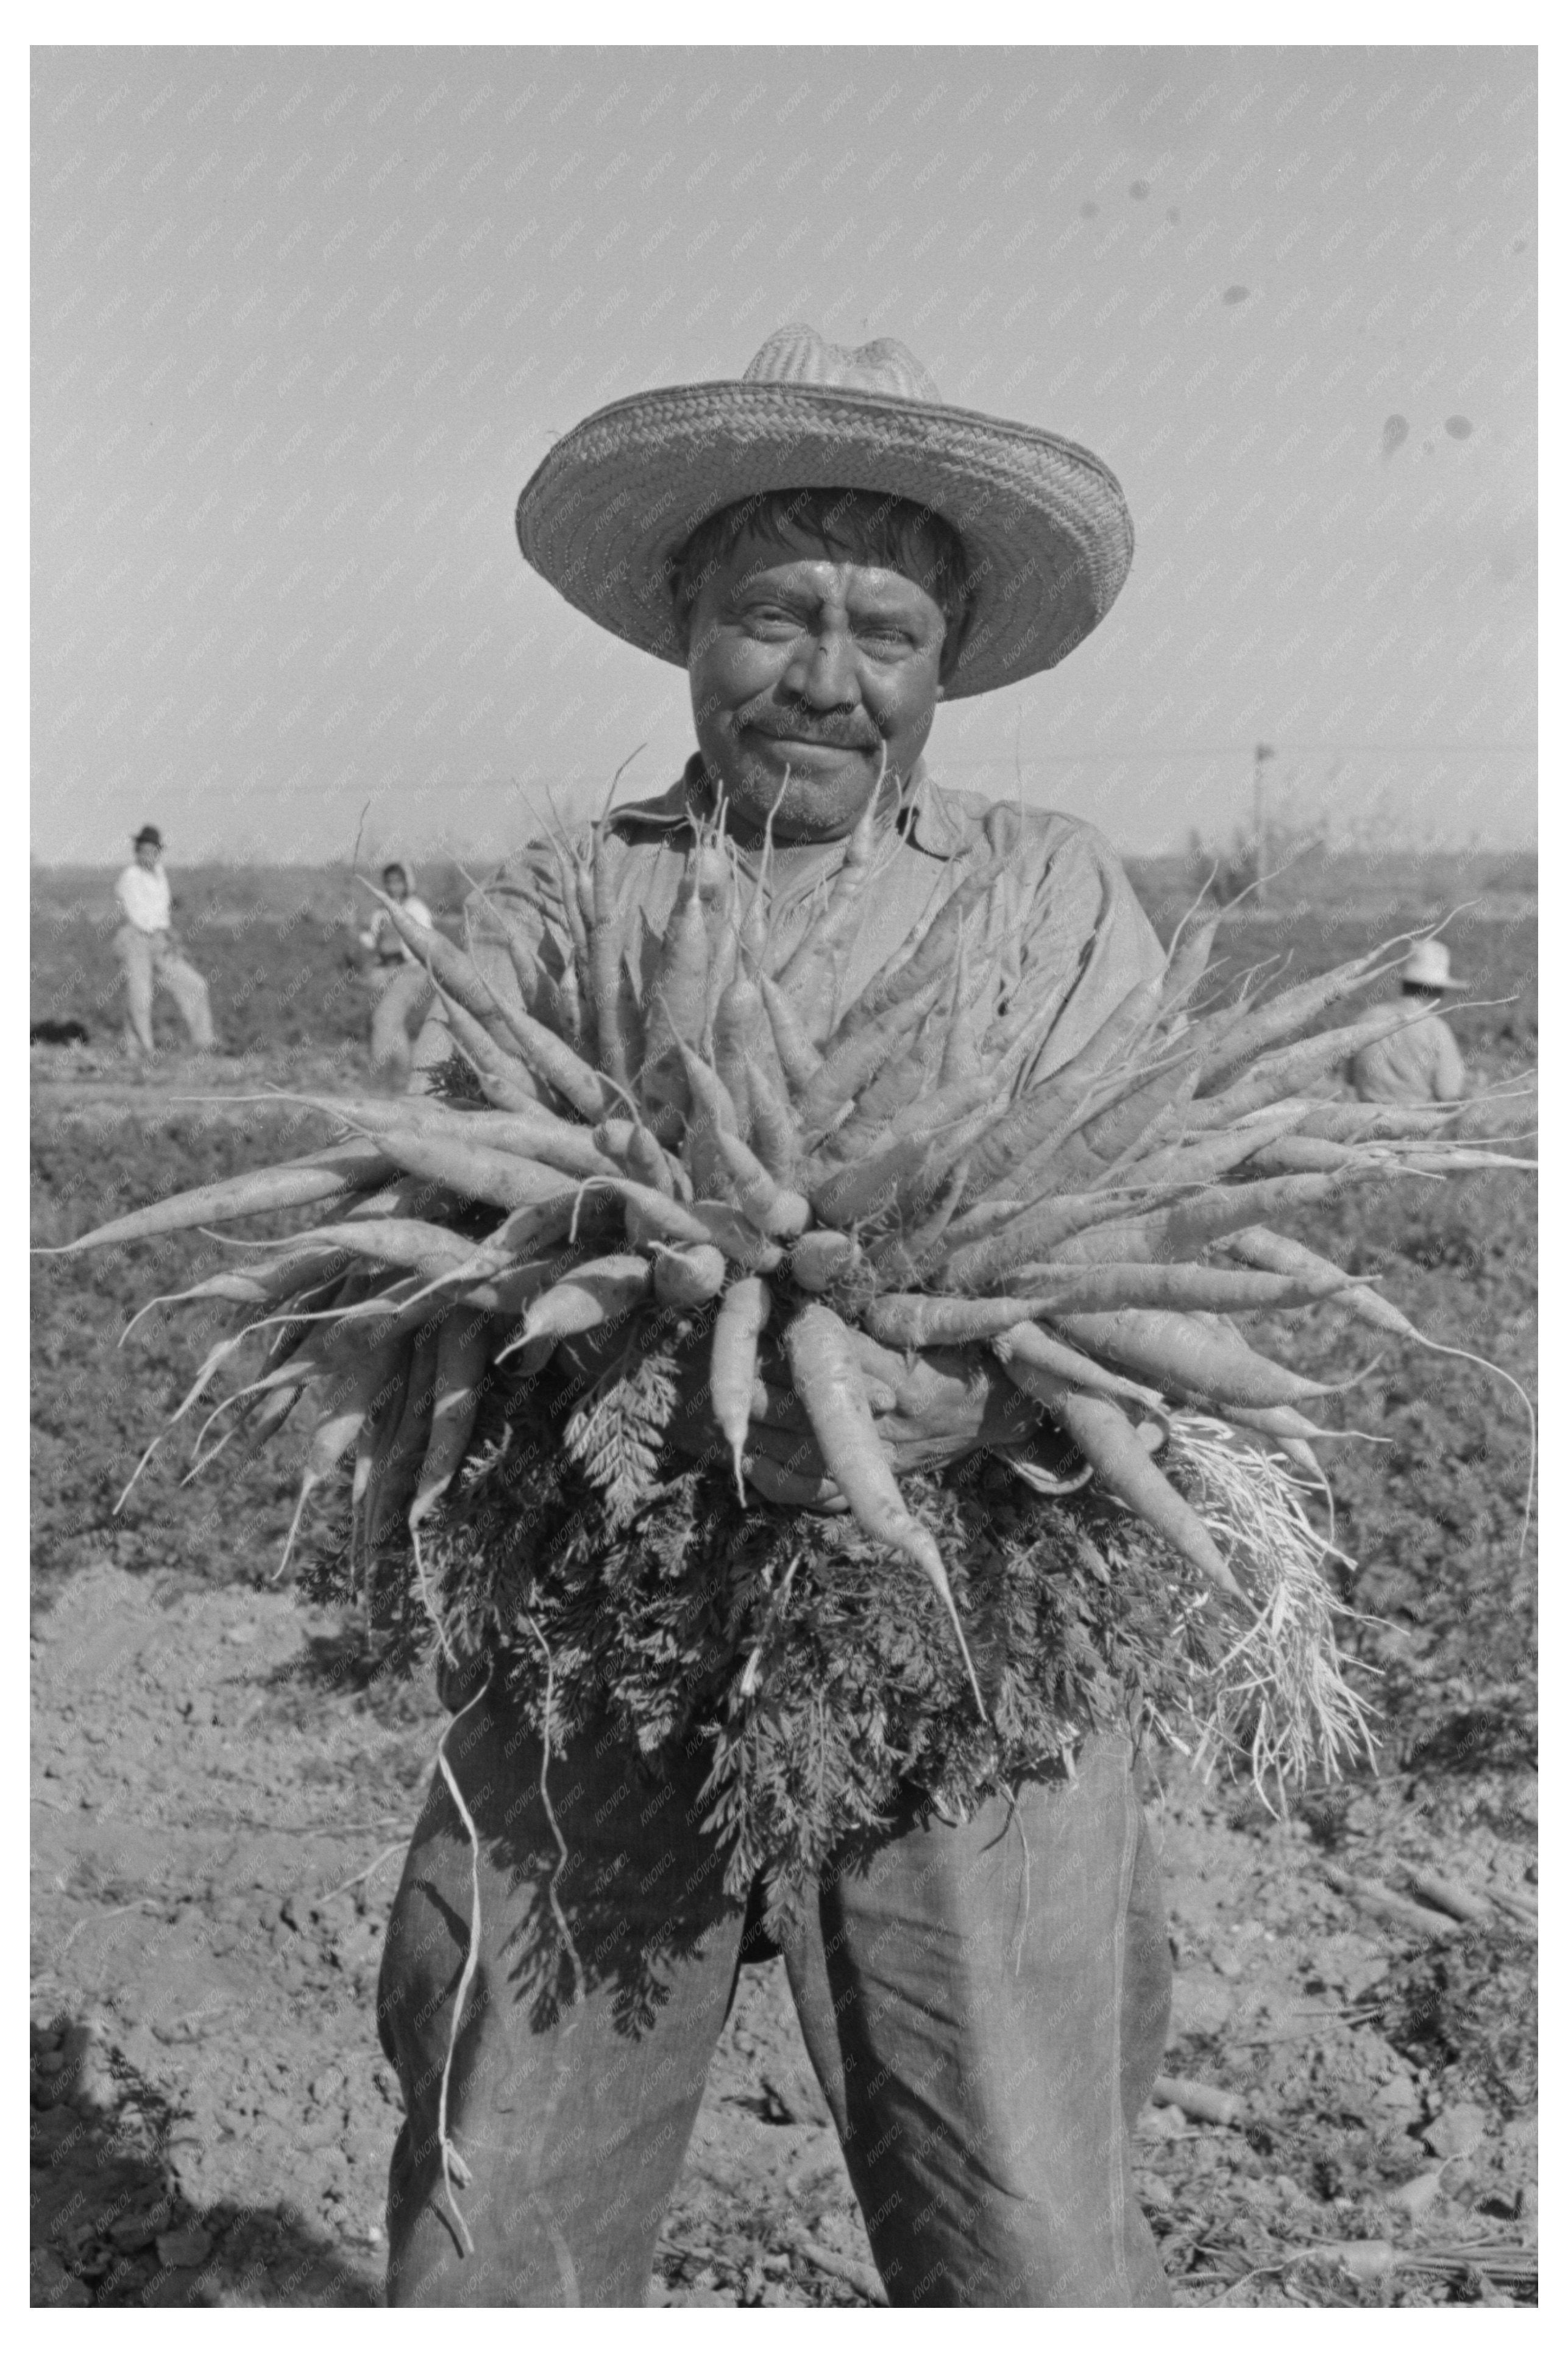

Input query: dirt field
[30,861,1537,2309]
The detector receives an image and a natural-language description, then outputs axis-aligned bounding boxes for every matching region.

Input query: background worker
[358,860,436,1088]
[1348,939,1467,1104]
[112,825,215,1058]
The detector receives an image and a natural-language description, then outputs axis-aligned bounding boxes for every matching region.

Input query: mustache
[736,702,882,752]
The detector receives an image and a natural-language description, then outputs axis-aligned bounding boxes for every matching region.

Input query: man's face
[684,523,950,844]
[134,839,160,870]
[383,867,408,902]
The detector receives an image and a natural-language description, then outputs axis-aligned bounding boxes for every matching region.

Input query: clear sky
[32,43,1536,866]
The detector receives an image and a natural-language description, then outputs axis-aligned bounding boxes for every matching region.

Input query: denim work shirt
[415,757,1164,1088]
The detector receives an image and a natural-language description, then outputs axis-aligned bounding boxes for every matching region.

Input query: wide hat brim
[515,380,1135,698]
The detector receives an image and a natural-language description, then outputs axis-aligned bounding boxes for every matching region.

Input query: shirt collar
[608,752,969,863]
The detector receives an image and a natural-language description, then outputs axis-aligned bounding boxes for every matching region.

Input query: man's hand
[662,1327,1045,1504]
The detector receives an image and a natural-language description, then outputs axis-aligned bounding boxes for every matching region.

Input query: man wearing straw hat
[384,326,1175,2307]
[1347,940,1467,1105]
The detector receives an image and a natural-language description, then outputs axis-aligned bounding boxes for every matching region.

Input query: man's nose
[781,623,860,710]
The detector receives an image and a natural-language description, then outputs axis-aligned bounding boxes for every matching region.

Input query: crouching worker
[1349,939,1467,1105]
[379,326,1176,2306]
[358,860,437,1088]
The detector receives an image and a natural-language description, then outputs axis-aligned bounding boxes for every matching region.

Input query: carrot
[1186,1003,1415,1128]
[788,1230,866,1292]
[1031,1172,1352,1273]
[1070,1050,1203,1172]
[711,1273,772,1498]
[1158,908,1224,1019]
[937,1187,1172,1293]
[689,1202,786,1273]
[615,1180,713,1252]
[1002,1261,1358,1318]
[774,767,884,1036]
[785,1303,987,1715]
[826,847,1002,1047]
[652,1242,728,1308]
[744,1057,803,1189]
[756,969,825,1096]
[881,1069,995,1148]
[993,1359,1244,1601]
[713,1131,812,1239]
[1051,1308,1334,1409]
[307,1097,621,1185]
[44,1138,394,1254]
[542,830,594,1014]
[642,869,711,1108]
[1219,1401,1346,1445]
[1296,1100,1455,1144]
[798,974,948,1136]
[378,870,608,1117]
[1129,1103,1318,1191]
[276,1333,407,1579]
[701,878,742,1054]
[1221,1226,1418,1337]
[513,1255,651,1347]
[866,1292,1085,1348]
[808,1130,947,1232]
[587,820,633,1085]
[676,1038,742,1143]
[410,1308,494,1531]
[288,1219,481,1284]
[431,982,542,1097]
[989,1321,1165,1409]
[361,1128,580,1217]
[712,974,764,1141]
[1193,939,1409,1091]
[953,1066,1096,1203]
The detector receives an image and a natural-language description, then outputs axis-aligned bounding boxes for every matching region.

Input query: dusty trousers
[377,1677,1173,2307]
[369,962,437,1084]
[115,924,213,1055]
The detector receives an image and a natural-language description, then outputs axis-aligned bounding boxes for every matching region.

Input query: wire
[935,743,1532,766]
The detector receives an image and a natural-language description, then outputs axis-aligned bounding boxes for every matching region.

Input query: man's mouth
[739,721,879,756]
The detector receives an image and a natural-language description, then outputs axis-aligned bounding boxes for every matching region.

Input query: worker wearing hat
[112,825,215,1058]
[385,327,1174,2307]
[357,858,437,1086]
[1348,939,1467,1105]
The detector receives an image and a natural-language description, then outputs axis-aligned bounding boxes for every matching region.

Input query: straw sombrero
[514,324,1135,699]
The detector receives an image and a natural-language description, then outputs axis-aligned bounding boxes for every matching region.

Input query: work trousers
[115,925,213,1056]
[377,1679,1173,2307]
[369,962,436,1085]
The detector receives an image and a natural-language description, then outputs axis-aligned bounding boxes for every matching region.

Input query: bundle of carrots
[50,784,1533,1731]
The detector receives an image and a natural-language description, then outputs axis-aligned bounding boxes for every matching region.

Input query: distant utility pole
[1253,743,1275,907]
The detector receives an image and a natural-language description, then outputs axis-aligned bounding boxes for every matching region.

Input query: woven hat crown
[742,323,944,406]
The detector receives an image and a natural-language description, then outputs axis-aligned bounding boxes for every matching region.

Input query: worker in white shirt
[357,860,436,1086]
[112,825,215,1058]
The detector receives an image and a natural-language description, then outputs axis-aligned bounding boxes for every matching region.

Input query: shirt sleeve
[1010,814,1166,1080]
